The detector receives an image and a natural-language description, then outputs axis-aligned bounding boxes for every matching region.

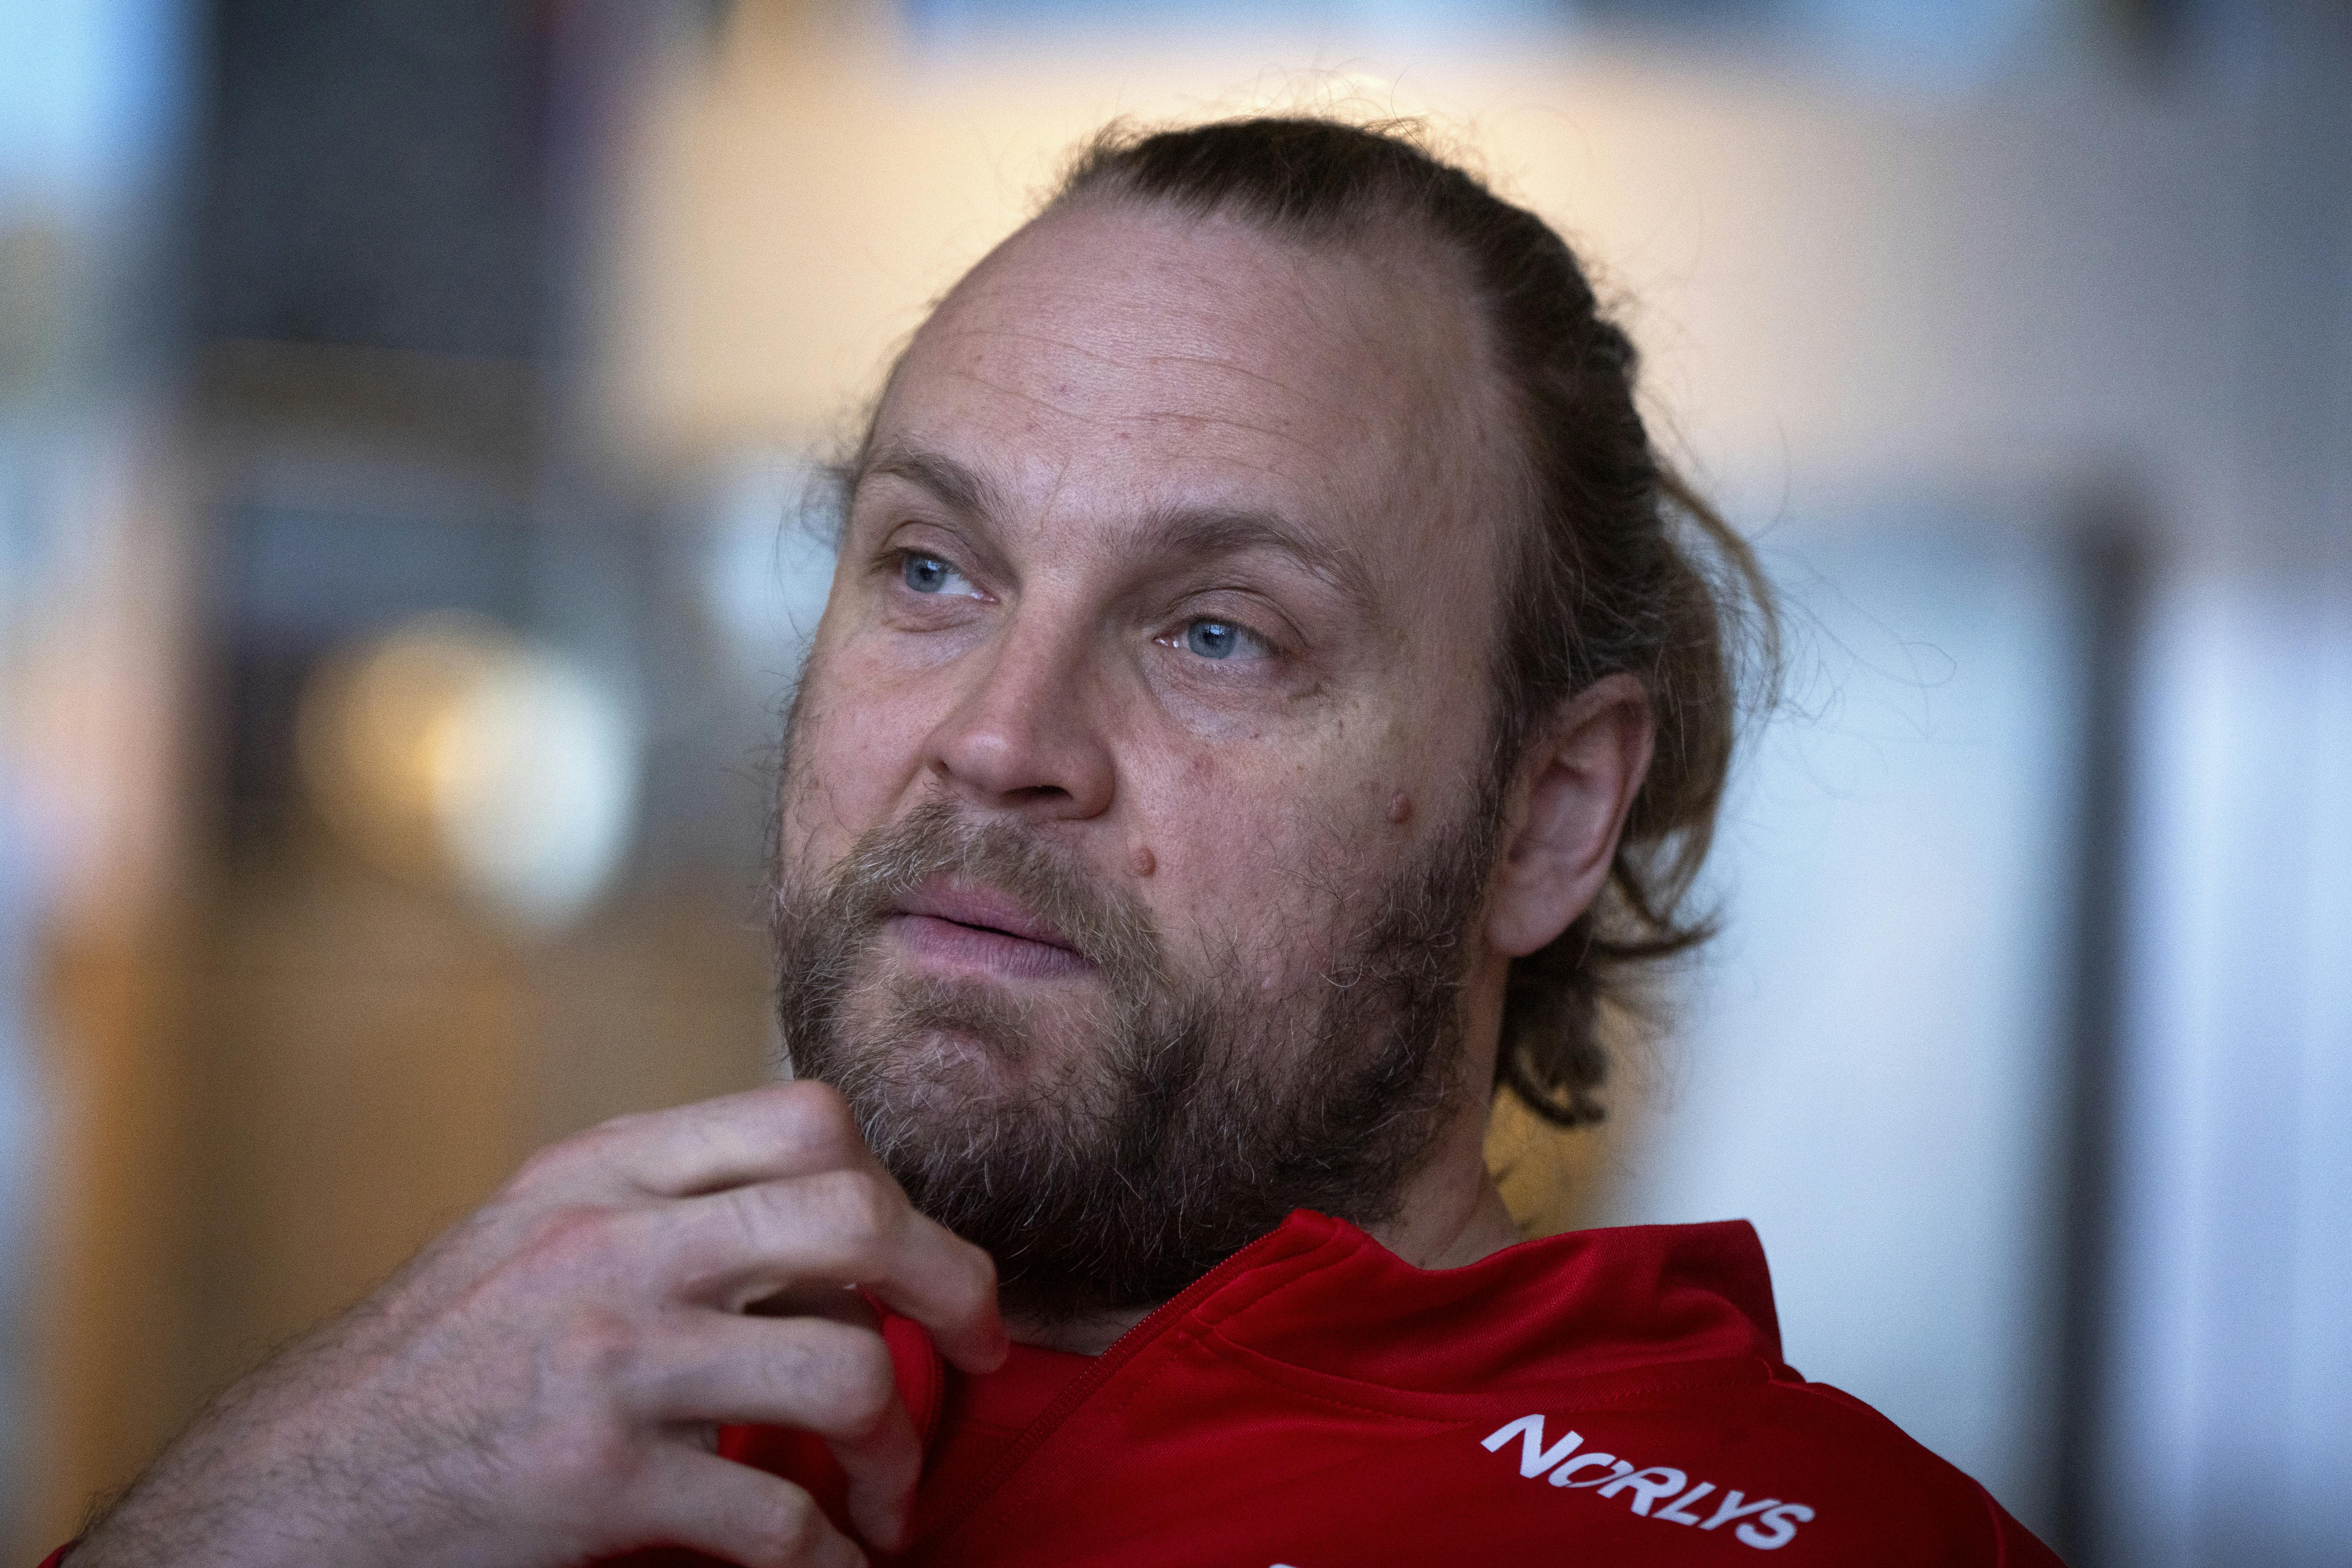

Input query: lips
[887,881,1087,978]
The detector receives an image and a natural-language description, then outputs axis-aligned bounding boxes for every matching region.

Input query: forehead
[866,202,1517,582]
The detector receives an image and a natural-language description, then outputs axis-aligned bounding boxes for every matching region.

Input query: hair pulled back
[1050,116,1772,1127]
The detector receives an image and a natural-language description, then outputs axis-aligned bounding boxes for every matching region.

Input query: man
[64,118,2060,1566]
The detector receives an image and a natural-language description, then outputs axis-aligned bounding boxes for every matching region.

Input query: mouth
[885,881,1090,980]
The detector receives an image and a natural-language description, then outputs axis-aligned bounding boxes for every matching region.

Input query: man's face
[774,201,1522,1317]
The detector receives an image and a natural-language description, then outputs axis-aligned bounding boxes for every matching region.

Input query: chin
[831,970,1110,1101]
[881,1024,1022,1101]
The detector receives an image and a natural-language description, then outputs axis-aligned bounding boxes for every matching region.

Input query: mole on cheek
[1387,792,1413,825]
[1131,845,1157,877]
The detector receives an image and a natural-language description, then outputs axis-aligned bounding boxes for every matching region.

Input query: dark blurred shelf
[197,338,542,462]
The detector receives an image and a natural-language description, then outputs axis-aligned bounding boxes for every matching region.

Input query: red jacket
[627,1209,2062,1565]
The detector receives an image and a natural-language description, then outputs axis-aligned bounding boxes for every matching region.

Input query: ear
[1486,673,1656,959]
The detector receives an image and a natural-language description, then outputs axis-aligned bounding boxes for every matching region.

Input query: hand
[71,1083,1007,1568]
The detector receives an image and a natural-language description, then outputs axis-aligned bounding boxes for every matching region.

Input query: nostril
[922,701,1113,819]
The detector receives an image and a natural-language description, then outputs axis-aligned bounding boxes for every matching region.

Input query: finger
[622,1444,867,1568]
[556,1083,872,1200]
[623,1083,872,1198]
[747,1281,882,1327]
[742,1281,914,1540]
[663,1168,1008,1373]
[635,1314,921,1551]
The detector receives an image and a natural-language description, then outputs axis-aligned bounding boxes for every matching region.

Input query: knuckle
[516,1202,630,1275]
[768,1081,859,1159]
[820,1331,898,1432]
[736,1482,821,1567]
[961,1239,1000,1300]
[545,1300,642,1384]
[512,1114,639,1191]
[585,1108,657,1150]
[508,1139,579,1194]
[813,1168,902,1253]
[522,1415,643,1504]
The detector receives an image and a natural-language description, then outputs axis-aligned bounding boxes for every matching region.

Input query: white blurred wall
[1597,518,2085,1535]
[2102,577,2352,1567]
[601,5,2253,519]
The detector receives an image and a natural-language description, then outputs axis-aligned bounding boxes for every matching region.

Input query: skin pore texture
[63,194,1655,1568]
[775,199,1655,1353]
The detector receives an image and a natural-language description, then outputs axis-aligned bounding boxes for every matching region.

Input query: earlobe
[1486,675,1656,958]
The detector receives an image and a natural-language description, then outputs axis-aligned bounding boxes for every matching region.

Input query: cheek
[778,647,944,863]
[1128,705,1431,980]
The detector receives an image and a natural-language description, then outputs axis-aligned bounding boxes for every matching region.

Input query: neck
[1365,1095,1524,1270]
[1358,943,1523,1270]
[1005,1161,1518,1359]
[1008,1091,1520,1357]
[1009,956,1522,1357]
[1007,1304,1152,1357]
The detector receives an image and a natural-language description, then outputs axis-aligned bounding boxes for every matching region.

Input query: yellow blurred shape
[296,617,639,930]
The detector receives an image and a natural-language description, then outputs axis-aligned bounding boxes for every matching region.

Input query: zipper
[915,1219,1317,1545]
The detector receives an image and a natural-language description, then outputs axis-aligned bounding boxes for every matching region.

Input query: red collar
[889,1206,1785,1456]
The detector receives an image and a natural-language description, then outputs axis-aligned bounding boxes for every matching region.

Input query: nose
[921,607,1116,822]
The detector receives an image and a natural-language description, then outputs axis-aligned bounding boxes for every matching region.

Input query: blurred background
[2,0,2347,1561]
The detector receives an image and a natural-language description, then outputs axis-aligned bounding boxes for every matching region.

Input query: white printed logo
[1480,1414,1815,1550]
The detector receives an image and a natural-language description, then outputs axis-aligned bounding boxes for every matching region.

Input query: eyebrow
[1139,504,1380,617]
[857,440,1380,615]
[857,442,1008,526]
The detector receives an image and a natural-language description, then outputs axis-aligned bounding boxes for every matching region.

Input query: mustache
[781,797,1171,991]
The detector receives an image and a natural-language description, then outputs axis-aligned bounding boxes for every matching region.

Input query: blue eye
[1184,619,1262,660]
[1187,620,1238,658]
[902,553,960,594]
